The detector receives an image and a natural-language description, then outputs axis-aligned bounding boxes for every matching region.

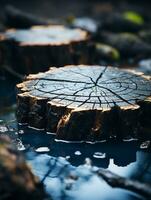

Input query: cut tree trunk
[0,135,46,200]
[0,25,91,75]
[16,65,151,141]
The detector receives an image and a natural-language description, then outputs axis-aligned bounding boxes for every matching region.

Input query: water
[0,77,151,200]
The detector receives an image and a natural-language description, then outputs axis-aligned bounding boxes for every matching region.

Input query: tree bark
[0,26,91,75]
[16,65,151,141]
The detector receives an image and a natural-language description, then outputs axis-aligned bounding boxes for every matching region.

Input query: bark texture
[0,26,91,75]
[16,65,151,141]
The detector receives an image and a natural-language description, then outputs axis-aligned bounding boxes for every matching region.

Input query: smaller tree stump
[0,25,90,75]
[17,65,151,141]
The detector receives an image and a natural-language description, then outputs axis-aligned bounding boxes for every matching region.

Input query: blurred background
[0,1,151,200]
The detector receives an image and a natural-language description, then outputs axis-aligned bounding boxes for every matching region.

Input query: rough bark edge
[16,66,151,141]
[0,27,92,75]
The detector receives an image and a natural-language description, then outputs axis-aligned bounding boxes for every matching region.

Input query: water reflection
[19,126,139,168]
[130,151,151,183]
[0,102,151,200]
[26,153,143,200]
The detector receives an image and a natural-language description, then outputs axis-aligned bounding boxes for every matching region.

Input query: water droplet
[0,126,8,132]
[84,158,92,166]
[46,131,56,135]
[93,152,106,159]
[18,130,24,134]
[17,139,26,151]
[74,151,81,155]
[18,145,26,151]
[35,147,50,152]
[123,137,138,142]
[65,156,71,160]
[140,141,150,149]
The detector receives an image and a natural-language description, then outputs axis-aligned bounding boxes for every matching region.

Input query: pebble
[35,147,50,152]
[140,141,150,149]
[74,151,82,156]
[0,126,8,132]
[18,130,24,134]
[93,152,106,159]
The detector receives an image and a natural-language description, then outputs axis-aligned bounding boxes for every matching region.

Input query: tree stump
[0,136,45,200]
[16,65,151,141]
[0,25,90,75]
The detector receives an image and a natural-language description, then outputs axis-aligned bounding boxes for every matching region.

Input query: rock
[139,29,151,44]
[94,43,120,61]
[97,32,151,57]
[99,12,144,33]
[67,17,98,33]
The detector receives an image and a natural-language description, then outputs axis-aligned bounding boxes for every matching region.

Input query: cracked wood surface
[17,65,151,141]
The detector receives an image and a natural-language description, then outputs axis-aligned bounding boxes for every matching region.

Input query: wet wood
[0,135,46,200]
[0,25,90,75]
[96,169,151,198]
[68,163,151,198]
[16,65,151,141]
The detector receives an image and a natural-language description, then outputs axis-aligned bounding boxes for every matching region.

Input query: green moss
[96,43,120,60]
[123,11,144,25]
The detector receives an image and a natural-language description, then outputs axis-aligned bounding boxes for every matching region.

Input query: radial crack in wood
[16,65,151,141]
[0,25,91,75]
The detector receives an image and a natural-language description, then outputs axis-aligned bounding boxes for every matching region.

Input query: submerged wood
[0,25,90,75]
[0,135,46,200]
[16,65,151,141]
[95,168,151,198]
